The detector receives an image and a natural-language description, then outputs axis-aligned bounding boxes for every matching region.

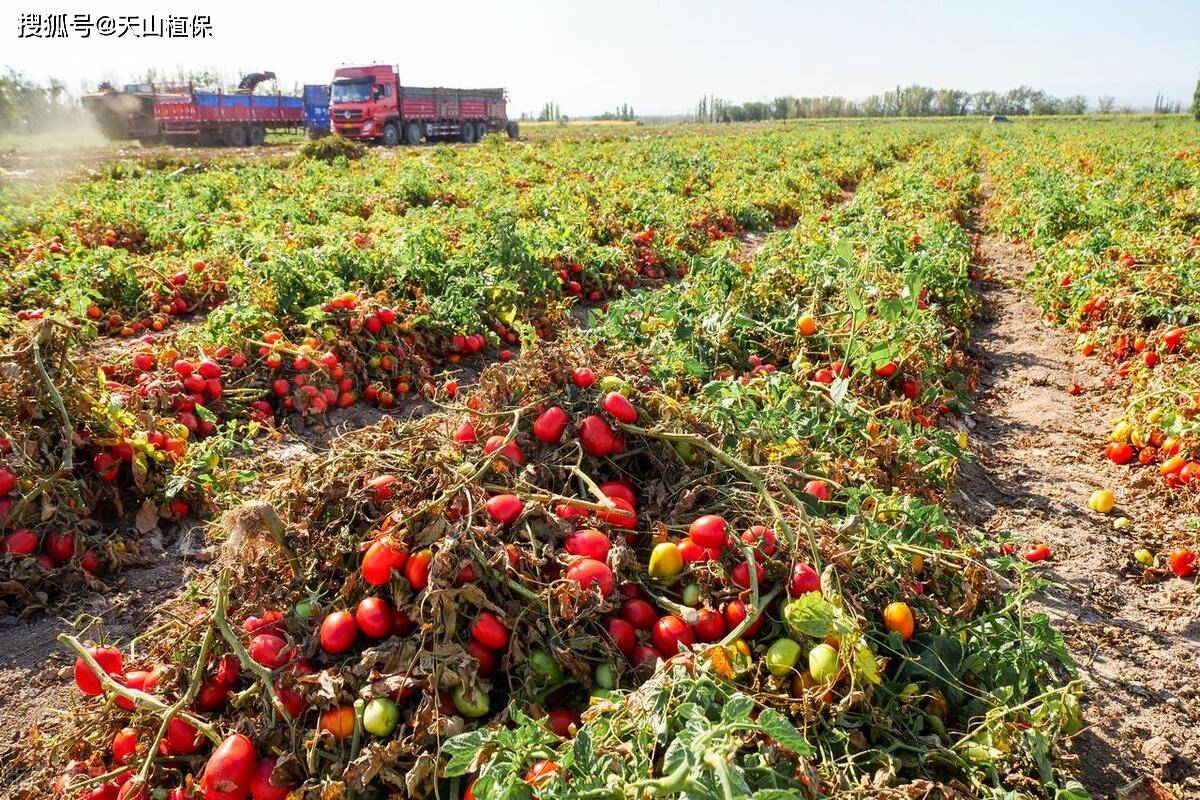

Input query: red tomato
[619,598,657,630]
[453,420,477,444]
[804,480,830,501]
[692,608,726,642]
[467,640,498,677]
[197,679,231,712]
[524,759,560,788]
[1105,441,1134,465]
[248,756,294,800]
[249,634,292,669]
[483,436,526,465]
[874,361,898,378]
[689,515,727,549]
[319,611,358,655]
[471,611,510,650]
[200,733,258,800]
[571,368,597,388]
[741,525,777,559]
[74,646,123,696]
[598,481,637,506]
[566,558,614,595]
[602,391,637,424]
[355,597,396,638]
[533,406,570,444]
[579,415,615,457]
[651,615,694,657]
[789,563,821,597]
[1168,547,1196,578]
[722,599,763,637]
[564,529,611,561]
[112,727,138,765]
[901,379,920,399]
[546,708,580,738]
[116,667,164,710]
[164,717,204,756]
[43,531,75,563]
[1024,543,1052,563]
[361,539,408,586]
[3,529,38,556]
[404,548,433,591]
[605,617,636,655]
[366,474,398,502]
[485,494,524,526]
[731,560,764,589]
[595,497,637,529]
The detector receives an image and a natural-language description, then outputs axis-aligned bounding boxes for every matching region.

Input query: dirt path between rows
[957,203,1200,798]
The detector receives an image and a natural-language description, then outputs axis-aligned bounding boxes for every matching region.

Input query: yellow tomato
[1087,489,1115,514]
[648,542,684,581]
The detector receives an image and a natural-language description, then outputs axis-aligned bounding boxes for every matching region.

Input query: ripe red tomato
[249,634,293,669]
[200,733,258,800]
[453,420,477,444]
[483,436,526,465]
[367,474,398,502]
[116,667,164,710]
[598,481,636,506]
[404,548,433,591]
[1024,543,1052,563]
[546,708,581,738]
[1105,441,1134,465]
[524,759,560,788]
[485,494,524,526]
[361,539,408,586]
[319,611,358,655]
[467,639,498,677]
[804,480,830,501]
[74,646,123,696]
[676,537,710,562]
[164,717,204,756]
[789,563,821,597]
[275,683,306,718]
[533,406,570,444]
[0,467,16,495]
[692,608,726,642]
[651,615,694,657]
[605,617,636,655]
[248,756,294,800]
[689,515,727,549]
[722,599,763,637]
[3,529,38,556]
[874,361,898,378]
[595,497,637,529]
[197,678,231,712]
[471,611,510,650]
[564,529,611,561]
[901,379,920,399]
[602,391,637,424]
[566,558,614,595]
[112,727,138,765]
[1168,547,1196,578]
[355,597,396,639]
[579,415,615,457]
[571,368,597,388]
[731,560,764,589]
[741,525,777,559]
[619,598,657,630]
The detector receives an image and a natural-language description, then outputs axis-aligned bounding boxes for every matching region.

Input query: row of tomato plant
[10,125,1087,799]
[986,117,1199,575]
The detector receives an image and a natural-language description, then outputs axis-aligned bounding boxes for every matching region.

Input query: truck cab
[330,65,399,143]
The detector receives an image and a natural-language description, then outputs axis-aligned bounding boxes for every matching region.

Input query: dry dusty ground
[957,223,1200,798]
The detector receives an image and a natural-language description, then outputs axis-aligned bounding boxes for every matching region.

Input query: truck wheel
[475,122,489,140]
[248,125,266,146]
[382,123,400,147]
[404,122,422,146]
[225,125,248,147]
[460,122,476,143]
[506,121,520,140]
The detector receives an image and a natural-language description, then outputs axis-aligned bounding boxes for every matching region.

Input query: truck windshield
[331,81,371,103]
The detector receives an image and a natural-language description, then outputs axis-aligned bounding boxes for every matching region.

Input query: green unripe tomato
[528,648,564,684]
[451,684,490,718]
[765,638,802,677]
[362,697,399,736]
[673,440,697,464]
[294,600,315,620]
[594,663,616,690]
[681,583,701,607]
[808,643,839,684]
[598,376,628,395]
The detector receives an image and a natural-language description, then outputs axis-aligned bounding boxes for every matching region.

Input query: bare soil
[958,225,1200,798]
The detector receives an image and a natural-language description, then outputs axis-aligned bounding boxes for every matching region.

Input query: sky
[5,1,1199,115]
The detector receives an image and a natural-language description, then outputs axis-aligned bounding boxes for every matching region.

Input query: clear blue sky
[5,0,1198,114]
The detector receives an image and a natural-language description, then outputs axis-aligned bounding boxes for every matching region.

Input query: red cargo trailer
[330,64,517,146]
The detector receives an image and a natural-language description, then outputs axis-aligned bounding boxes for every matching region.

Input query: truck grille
[334,109,363,122]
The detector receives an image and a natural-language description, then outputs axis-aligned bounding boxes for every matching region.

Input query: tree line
[693,84,1188,122]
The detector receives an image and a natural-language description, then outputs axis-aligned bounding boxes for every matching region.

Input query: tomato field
[0,117,1196,800]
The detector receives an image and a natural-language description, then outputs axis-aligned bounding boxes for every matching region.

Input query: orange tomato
[319,705,356,740]
[1160,455,1188,477]
[882,601,915,641]
[798,315,817,336]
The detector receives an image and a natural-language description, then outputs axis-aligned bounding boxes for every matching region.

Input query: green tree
[1193,74,1199,120]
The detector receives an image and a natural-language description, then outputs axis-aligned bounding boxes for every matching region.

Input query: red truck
[330,64,516,146]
